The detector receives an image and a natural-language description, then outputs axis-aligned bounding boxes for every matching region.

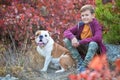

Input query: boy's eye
[81,15,84,18]
[85,14,89,16]
[81,15,84,17]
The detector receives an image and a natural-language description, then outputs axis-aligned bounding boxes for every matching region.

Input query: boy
[63,5,106,73]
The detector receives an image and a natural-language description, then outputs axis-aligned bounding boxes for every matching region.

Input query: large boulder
[105,44,120,63]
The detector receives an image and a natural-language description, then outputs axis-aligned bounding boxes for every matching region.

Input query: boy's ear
[92,13,95,18]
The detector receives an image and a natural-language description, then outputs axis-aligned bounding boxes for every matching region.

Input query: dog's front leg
[41,56,52,72]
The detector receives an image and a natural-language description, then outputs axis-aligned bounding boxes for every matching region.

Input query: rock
[0,74,18,80]
[105,44,120,63]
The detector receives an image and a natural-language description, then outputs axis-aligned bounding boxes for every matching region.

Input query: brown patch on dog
[35,30,41,37]
[60,54,76,70]
[51,43,70,58]
[51,43,76,70]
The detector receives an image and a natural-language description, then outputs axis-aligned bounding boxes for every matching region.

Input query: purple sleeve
[79,20,102,44]
[63,25,78,40]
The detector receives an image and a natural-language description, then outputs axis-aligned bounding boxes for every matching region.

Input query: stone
[105,44,120,63]
[0,74,18,80]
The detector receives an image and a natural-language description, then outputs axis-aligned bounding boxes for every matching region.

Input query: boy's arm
[63,25,78,40]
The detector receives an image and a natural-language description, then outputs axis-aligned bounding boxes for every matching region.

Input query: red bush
[0,0,95,47]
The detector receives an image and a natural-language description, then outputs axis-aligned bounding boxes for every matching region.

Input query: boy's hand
[71,37,79,47]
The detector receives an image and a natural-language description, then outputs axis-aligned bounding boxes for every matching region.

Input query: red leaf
[46,26,54,32]
[87,71,101,80]
[40,17,45,21]
[115,59,120,72]
[88,54,107,71]
[68,74,77,80]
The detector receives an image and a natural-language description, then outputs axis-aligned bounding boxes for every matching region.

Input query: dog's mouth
[37,40,49,47]
[37,42,45,47]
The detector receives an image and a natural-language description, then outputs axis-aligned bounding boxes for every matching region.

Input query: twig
[7,28,17,53]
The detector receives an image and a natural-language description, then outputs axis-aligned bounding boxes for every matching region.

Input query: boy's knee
[63,38,71,46]
[89,42,98,50]
[63,38,70,43]
[63,38,71,50]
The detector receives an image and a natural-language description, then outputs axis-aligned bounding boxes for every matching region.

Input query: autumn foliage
[0,0,95,48]
[68,54,120,80]
[0,0,120,79]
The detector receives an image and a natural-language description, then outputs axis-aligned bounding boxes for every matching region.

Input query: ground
[0,44,120,80]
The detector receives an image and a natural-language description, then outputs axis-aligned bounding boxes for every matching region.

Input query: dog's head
[35,30,50,47]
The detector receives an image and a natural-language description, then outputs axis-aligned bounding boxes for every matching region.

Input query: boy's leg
[78,41,98,72]
[63,38,83,67]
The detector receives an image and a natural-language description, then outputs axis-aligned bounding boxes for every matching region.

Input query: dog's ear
[35,30,41,37]
[46,30,51,36]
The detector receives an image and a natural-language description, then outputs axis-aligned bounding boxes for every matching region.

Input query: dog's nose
[39,35,43,42]
[39,35,43,39]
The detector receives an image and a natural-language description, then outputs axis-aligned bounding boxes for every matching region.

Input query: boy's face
[81,10,95,24]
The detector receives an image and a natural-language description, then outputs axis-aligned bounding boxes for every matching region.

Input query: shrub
[95,0,120,44]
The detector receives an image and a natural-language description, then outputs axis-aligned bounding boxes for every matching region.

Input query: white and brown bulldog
[35,30,75,73]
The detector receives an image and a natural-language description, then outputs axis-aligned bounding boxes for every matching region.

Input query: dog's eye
[45,35,47,37]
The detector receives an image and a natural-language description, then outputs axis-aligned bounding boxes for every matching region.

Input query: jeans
[63,38,98,68]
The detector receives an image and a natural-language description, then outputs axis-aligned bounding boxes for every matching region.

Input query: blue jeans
[63,38,98,67]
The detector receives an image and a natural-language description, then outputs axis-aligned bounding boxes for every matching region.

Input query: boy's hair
[80,5,95,14]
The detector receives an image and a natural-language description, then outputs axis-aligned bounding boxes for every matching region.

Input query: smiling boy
[63,5,106,73]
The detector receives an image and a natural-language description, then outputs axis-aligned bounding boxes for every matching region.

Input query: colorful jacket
[64,18,106,53]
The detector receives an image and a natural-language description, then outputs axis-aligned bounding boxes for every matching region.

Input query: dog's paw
[55,69,65,73]
[40,68,47,72]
